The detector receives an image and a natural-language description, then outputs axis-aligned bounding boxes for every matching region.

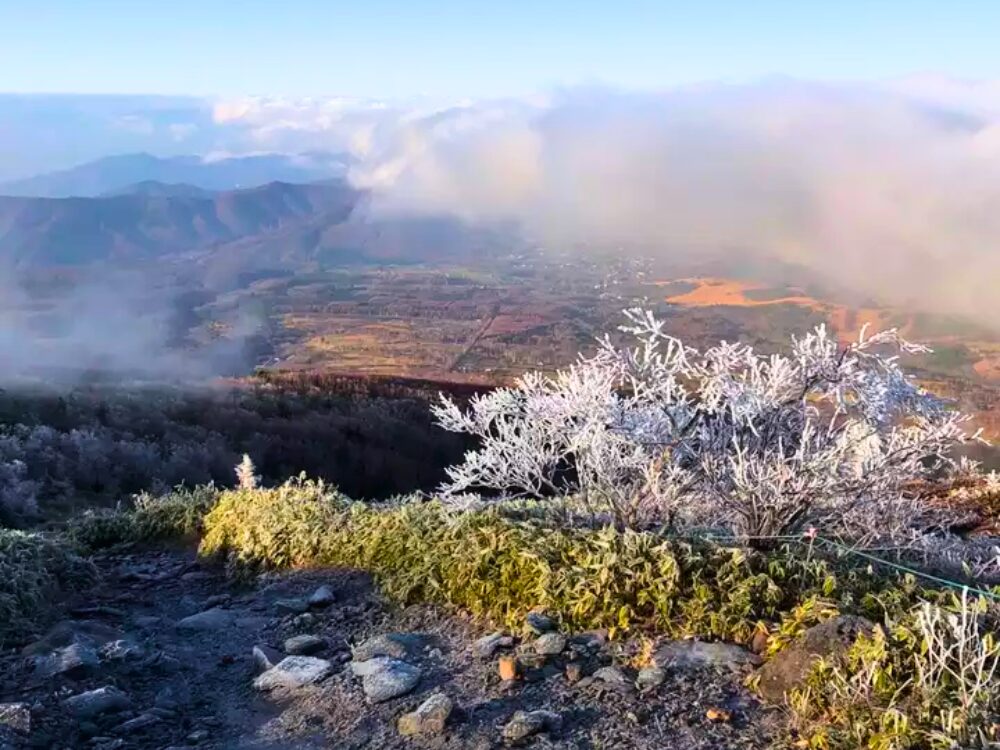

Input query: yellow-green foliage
[68,484,220,550]
[788,595,1000,750]
[0,529,96,642]
[198,478,925,642]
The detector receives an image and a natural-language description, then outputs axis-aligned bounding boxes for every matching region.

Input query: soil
[0,545,784,749]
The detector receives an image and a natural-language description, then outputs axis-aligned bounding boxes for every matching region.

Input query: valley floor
[0,546,780,749]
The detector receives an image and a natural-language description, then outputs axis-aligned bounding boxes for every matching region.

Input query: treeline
[0,379,472,525]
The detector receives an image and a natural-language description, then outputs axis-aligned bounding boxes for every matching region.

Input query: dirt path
[0,546,782,749]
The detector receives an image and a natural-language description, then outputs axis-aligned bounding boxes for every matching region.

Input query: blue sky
[1,0,998,98]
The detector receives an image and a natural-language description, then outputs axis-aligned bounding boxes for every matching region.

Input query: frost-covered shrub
[0,459,38,524]
[434,309,978,541]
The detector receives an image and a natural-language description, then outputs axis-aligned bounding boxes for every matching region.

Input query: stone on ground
[592,666,632,690]
[502,710,562,742]
[473,632,513,658]
[532,633,566,655]
[274,598,309,615]
[359,659,422,703]
[176,608,235,631]
[252,645,284,673]
[351,632,423,662]
[308,586,336,608]
[0,704,30,733]
[653,640,762,672]
[253,656,333,691]
[525,612,555,634]
[284,634,325,655]
[397,693,453,736]
[636,666,666,690]
[34,642,100,678]
[62,687,132,718]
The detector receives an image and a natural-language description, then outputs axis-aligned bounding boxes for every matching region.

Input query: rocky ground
[0,545,784,749]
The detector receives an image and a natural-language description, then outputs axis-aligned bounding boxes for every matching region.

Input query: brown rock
[756,615,875,703]
[565,662,583,683]
[498,655,519,681]
[706,707,732,722]
[750,627,770,655]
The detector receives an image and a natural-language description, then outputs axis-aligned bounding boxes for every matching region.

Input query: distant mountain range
[0,151,351,198]
[0,176,507,283]
[0,181,360,266]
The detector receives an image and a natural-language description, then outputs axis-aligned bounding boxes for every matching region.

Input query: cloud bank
[332,81,1000,322]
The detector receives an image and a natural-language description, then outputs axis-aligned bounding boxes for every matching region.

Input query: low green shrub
[67,484,220,550]
[0,529,96,642]
[198,478,932,642]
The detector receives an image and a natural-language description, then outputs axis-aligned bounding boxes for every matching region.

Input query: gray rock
[501,710,562,742]
[653,640,762,672]
[252,645,284,673]
[233,616,269,630]
[34,642,100,678]
[253,656,333,691]
[274,598,309,614]
[117,713,160,732]
[98,640,144,662]
[525,612,555,634]
[62,687,132,718]
[361,659,422,703]
[352,633,423,662]
[308,586,336,608]
[0,704,30,733]
[22,620,121,656]
[293,613,318,628]
[532,633,566,655]
[350,657,398,677]
[284,634,325,656]
[592,666,632,689]
[635,666,666,690]
[473,632,514,658]
[757,616,875,703]
[176,608,234,631]
[397,693,453,736]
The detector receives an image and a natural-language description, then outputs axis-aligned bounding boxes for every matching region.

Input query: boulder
[653,640,762,672]
[62,687,131,718]
[253,656,332,691]
[34,642,100,678]
[397,693,453,736]
[756,616,875,703]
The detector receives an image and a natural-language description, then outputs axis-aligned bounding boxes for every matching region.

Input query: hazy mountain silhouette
[0,181,359,266]
[100,181,216,199]
[0,151,350,198]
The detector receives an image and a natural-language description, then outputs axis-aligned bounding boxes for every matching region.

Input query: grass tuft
[0,529,97,643]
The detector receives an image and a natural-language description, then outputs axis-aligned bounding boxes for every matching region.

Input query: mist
[349,80,1000,323]
[0,267,264,384]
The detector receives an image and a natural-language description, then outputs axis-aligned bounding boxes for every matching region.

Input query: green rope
[814,536,1000,603]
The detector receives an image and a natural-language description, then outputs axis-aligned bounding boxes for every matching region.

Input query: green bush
[0,529,96,642]
[198,478,931,642]
[67,484,220,550]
